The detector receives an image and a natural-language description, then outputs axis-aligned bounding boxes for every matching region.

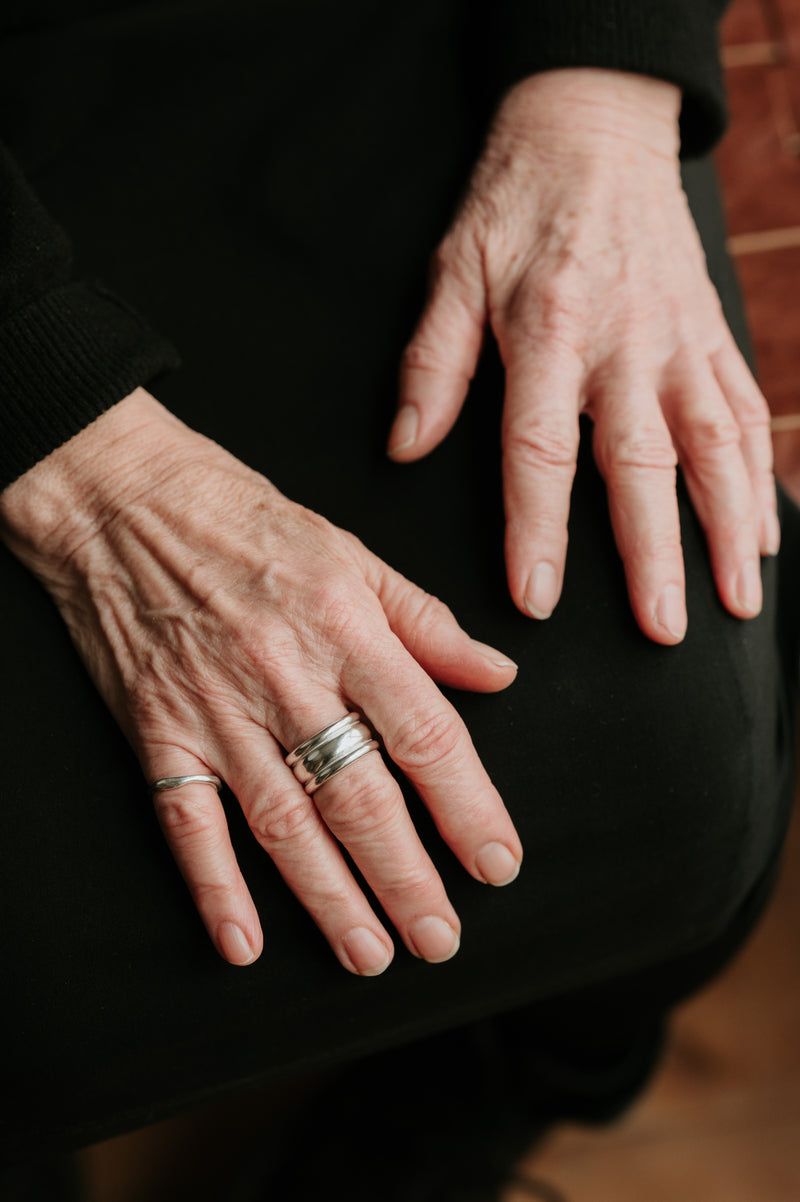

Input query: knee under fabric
[0,13,796,1159]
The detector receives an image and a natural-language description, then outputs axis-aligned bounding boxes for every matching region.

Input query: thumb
[388,233,486,462]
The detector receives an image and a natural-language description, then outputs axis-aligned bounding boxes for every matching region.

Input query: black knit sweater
[0,0,729,491]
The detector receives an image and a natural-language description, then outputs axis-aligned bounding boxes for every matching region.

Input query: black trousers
[0,6,798,1162]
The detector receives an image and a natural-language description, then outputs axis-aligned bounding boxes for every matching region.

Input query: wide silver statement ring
[286,712,379,795]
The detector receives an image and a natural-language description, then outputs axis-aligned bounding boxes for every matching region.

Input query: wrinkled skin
[1,69,774,973]
[0,391,521,973]
[389,69,777,643]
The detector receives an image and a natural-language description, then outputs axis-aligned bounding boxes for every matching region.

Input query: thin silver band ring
[149,774,223,793]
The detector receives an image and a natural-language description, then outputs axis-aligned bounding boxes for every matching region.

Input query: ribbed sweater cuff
[488,1,728,157]
[0,280,180,490]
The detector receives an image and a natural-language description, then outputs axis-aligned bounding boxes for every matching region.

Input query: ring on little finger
[286,711,379,794]
[149,774,223,793]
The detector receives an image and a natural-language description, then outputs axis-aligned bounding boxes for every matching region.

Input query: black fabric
[0,0,795,1171]
[0,0,730,487]
[0,143,179,487]
[478,0,731,157]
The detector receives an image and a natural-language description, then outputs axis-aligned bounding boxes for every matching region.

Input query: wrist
[498,68,681,161]
[0,388,187,575]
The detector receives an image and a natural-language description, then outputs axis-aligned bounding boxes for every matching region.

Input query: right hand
[0,389,522,974]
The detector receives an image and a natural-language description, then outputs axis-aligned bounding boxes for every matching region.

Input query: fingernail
[387,405,418,456]
[764,510,781,557]
[737,559,762,616]
[470,639,518,670]
[524,562,558,619]
[342,927,393,976]
[218,922,257,966]
[407,916,460,963]
[475,842,521,886]
[655,583,687,641]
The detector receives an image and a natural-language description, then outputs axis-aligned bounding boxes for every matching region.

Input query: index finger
[501,344,583,621]
[342,637,523,887]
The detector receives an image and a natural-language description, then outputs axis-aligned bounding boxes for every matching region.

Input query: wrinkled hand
[0,390,522,972]
[389,69,777,644]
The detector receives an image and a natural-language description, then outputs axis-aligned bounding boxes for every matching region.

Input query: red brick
[715,64,800,233]
[734,245,800,414]
[720,0,773,45]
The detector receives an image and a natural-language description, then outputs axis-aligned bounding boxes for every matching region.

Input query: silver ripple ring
[286,712,379,795]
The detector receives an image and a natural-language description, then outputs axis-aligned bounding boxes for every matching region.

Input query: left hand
[387,69,778,645]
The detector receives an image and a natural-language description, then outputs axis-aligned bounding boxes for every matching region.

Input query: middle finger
[226,694,463,966]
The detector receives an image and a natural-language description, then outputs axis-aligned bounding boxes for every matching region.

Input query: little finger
[711,335,779,556]
[662,357,762,619]
[146,750,263,967]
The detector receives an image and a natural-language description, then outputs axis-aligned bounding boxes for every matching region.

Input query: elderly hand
[0,389,522,972]
[388,68,777,644]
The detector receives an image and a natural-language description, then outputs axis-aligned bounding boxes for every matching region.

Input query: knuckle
[401,588,455,634]
[500,305,584,364]
[250,791,316,848]
[499,261,586,339]
[192,877,234,906]
[308,572,367,644]
[381,863,438,901]
[308,569,350,612]
[684,413,742,458]
[627,532,684,567]
[321,775,396,835]
[154,793,218,843]
[600,426,677,474]
[504,422,578,472]
[400,338,448,377]
[431,229,479,283]
[539,274,584,328]
[506,512,566,549]
[391,709,461,772]
[735,391,771,433]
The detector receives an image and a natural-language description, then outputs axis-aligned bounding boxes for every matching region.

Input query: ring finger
[224,697,461,970]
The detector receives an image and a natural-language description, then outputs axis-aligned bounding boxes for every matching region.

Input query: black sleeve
[478,0,731,157]
[0,142,180,492]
